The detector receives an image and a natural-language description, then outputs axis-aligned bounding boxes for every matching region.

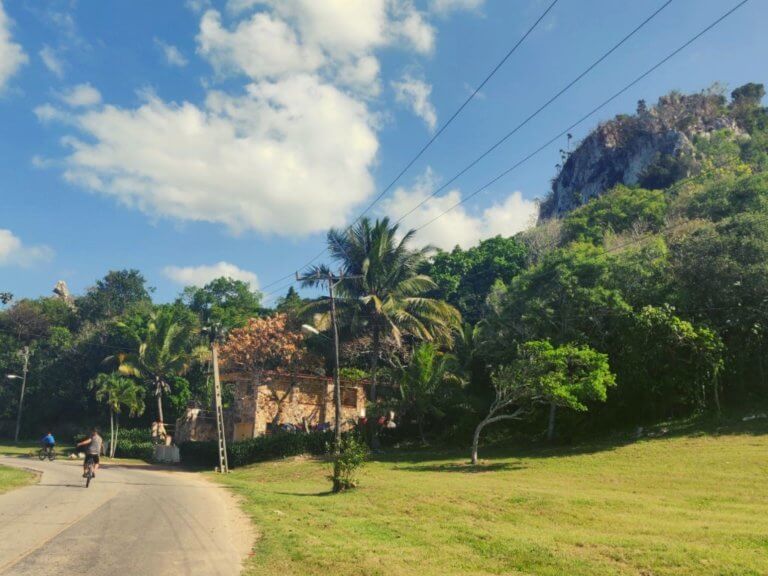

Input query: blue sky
[0,0,765,304]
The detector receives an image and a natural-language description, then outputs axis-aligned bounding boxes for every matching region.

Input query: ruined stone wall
[223,371,366,440]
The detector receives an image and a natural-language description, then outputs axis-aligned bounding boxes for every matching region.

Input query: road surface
[0,456,252,576]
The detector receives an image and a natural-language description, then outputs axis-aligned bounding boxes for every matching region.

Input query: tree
[182,277,264,331]
[426,236,528,323]
[396,343,461,445]
[219,314,309,426]
[89,372,145,458]
[472,341,614,465]
[317,217,461,400]
[731,83,765,108]
[111,309,191,425]
[77,270,152,322]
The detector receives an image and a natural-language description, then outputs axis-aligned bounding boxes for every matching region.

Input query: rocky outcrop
[540,90,743,219]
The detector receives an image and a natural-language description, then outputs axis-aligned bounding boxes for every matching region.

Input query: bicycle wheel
[48,449,56,461]
[85,466,92,488]
[38,449,46,461]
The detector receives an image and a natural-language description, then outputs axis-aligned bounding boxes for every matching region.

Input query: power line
[258,0,560,293]
[395,0,674,224]
[413,0,751,236]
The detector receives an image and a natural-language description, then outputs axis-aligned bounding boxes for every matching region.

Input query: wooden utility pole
[211,342,229,474]
[14,346,30,443]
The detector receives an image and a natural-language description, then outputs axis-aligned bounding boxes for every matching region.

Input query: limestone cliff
[539,89,743,219]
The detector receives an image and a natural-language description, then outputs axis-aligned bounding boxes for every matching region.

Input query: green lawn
[0,441,74,457]
[215,422,768,576]
[0,465,35,494]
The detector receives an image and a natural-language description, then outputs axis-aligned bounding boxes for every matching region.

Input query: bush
[330,433,369,492]
[179,430,335,468]
[107,428,153,460]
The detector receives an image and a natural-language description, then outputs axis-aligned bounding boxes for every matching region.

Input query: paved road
[0,456,252,576]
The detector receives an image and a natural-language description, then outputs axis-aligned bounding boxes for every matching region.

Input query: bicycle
[38,446,56,461]
[84,457,95,488]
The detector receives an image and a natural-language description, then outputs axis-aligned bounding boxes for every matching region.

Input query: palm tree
[110,309,191,425]
[396,343,461,445]
[89,372,145,458]
[304,217,460,400]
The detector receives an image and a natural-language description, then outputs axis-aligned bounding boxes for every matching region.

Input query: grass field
[216,420,768,576]
[0,465,36,494]
[0,441,74,457]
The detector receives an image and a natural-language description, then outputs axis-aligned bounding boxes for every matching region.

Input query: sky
[0,0,765,304]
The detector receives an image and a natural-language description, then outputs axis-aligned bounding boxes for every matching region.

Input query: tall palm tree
[305,217,460,400]
[110,309,191,425]
[89,372,145,458]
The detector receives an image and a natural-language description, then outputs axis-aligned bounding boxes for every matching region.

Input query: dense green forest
[2,82,767,445]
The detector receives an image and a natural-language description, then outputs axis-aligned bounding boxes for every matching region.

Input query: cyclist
[40,431,55,457]
[77,428,103,478]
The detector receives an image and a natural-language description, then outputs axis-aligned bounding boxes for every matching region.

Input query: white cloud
[0,229,53,267]
[198,10,323,79]
[59,83,101,107]
[39,1,446,238]
[186,0,211,13]
[39,45,64,78]
[429,0,484,16]
[47,74,378,236]
[392,74,437,130]
[163,261,258,288]
[380,169,538,249]
[155,39,188,67]
[389,0,434,54]
[0,1,27,91]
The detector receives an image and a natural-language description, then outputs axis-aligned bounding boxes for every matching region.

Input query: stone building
[176,371,367,443]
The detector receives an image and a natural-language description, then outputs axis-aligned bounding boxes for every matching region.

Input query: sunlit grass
[0,465,35,494]
[215,421,768,576]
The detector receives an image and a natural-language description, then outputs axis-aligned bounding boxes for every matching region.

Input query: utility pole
[296,269,360,446]
[211,342,229,474]
[14,346,30,443]
[204,323,229,474]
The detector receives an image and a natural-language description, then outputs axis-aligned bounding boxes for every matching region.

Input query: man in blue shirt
[41,431,55,458]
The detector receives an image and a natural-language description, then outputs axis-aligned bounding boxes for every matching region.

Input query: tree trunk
[156,380,165,425]
[547,403,557,441]
[471,411,525,465]
[109,409,115,458]
[713,372,721,417]
[370,323,380,402]
[114,415,120,458]
[418,414,427,446]
[471,418,489,465]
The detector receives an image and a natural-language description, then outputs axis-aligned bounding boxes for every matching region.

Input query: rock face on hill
[539,90,742,219]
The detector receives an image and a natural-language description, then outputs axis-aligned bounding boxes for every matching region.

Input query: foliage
[562,185,668,243]
[426,236,528,323]
[77,269,153,322]
[219,313,306,374]
[309,217,461,400]
[179,430,335,468]
[111,308,194,424]
[472,341,614,464]
[329,433,369,492]
[396,343,461,444]
[182,277,264,331]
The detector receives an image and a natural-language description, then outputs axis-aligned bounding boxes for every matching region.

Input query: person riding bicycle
[77,428,103,478]
[41,431,55,456]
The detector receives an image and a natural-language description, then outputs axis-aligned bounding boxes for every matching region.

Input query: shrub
[330,433,369,492]
[107,428,153,460]
[179,430,335,468]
